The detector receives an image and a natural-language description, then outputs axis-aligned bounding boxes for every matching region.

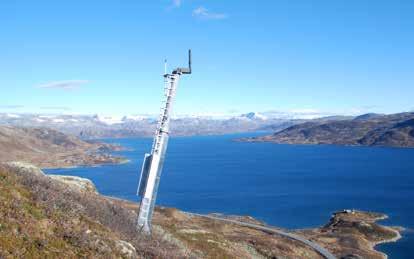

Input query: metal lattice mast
[137,50,191,234]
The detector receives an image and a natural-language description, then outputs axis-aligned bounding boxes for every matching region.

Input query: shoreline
[237,137,414,149]
[371,215,405,259]
[110,195,404,259]
[373,227,402,259]
[42,158,130,170]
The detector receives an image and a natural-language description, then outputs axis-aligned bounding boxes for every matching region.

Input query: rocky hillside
[0,163,402,258]
[0,126,126,168]
[242,112,414,147]
[0,162,177,258]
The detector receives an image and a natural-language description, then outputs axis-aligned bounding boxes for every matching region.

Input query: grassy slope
[0,167,124,258]
[0,164,184,258]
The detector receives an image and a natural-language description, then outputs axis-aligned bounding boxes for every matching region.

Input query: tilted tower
[136,50,192,234]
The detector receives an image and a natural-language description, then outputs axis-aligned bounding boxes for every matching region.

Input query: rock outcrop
[49,175,97,193]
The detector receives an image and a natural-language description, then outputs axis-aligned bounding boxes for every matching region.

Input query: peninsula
[0,125,127,168]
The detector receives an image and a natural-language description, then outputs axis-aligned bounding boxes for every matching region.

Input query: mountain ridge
[241,112,414,148]
[0,112,353,139]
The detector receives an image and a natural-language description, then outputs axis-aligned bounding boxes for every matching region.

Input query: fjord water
[46,134,414,258]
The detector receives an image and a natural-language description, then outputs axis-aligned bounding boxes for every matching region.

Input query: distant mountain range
[0,112,342,138]
[1,111,389,141]
[242,112,414,148]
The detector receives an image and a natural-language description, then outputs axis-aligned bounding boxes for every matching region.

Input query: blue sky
[1,0,413,116]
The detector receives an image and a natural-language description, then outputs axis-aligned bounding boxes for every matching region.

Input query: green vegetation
[0,163,191,258]
[0,167,121,258]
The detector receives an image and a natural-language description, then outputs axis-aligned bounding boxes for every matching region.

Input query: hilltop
[241,112,414,148]
[0,125,126,168]
[0,163,402,258]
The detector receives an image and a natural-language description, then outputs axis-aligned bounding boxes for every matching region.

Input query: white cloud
[192,6,228,20]
[37,80,89,90]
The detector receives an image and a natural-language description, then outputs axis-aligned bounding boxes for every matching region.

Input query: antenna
[164,59,167,75]
[188,49,192,74]
[172,49,192,75]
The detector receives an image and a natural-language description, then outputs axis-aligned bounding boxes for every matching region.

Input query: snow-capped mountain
[0,111,348,138]
[239,112,267,120]
[5,113,21,118]
[122,115,148,122]
[93,114,125,125]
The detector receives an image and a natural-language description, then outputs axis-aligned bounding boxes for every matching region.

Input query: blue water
[45,134,414,258]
